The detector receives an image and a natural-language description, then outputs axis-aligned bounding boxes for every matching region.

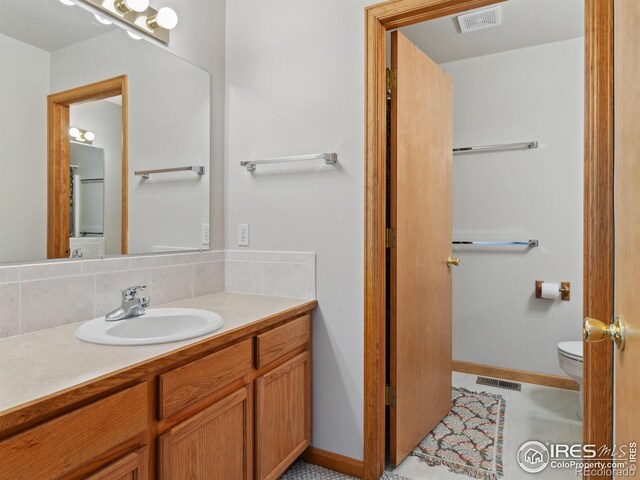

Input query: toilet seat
[558,341,583,362]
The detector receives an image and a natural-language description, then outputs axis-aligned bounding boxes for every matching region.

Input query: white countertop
[0,292,313,415]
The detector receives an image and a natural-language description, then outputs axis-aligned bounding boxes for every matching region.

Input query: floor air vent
[476,376,521,391]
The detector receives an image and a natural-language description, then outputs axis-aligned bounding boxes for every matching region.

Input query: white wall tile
[167,252,202,265]
[20,261,83,281]
[21,276,96,334]
[151,264,195,305]
[81,258,131,274]
[130,255,169,269]
[263,262,307,298]
[225,261,264,294]
[0,267,20,285]
[0,283,19,338]
[194,261,225,297]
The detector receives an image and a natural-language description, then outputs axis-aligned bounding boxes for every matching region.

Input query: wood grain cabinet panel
[158,386,253,480]
[256,315,310,368]
[255,351,311,480]
[84,447,148,480]
[0,383,148,480]
[159,339,253,419]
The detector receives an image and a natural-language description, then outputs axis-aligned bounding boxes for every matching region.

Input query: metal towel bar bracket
[135,166,205,180]
[241,153,338,172]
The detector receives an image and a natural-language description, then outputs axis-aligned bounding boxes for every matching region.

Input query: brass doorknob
[446,256,461,268]
[584,315,626,350]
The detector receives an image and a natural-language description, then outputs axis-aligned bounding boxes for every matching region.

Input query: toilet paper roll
[541,282,561,300]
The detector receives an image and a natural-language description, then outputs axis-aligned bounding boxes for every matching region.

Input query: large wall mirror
[0,0,210,263]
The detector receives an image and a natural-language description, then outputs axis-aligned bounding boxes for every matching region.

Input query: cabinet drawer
[0,383,148,480]
[159,339,253,419]
[256,315,311,368]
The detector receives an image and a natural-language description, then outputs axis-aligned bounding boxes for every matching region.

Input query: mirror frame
[47,75,129,258]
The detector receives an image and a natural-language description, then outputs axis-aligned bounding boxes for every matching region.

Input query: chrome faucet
[105,285,150,322]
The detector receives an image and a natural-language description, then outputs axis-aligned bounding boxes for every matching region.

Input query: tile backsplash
[0,250,315,339]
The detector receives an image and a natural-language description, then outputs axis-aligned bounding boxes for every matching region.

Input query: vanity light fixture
[146,7,178,30]
[69,127,95,144]
[114,0,149,14]
[84,0,178,44]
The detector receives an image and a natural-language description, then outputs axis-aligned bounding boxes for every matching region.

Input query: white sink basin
[75,308,225,346]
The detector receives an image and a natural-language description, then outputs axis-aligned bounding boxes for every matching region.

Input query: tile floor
[389,372,582,480]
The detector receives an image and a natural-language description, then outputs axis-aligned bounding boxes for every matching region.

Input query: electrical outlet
[238,224,249,246]
[201,224,210,244]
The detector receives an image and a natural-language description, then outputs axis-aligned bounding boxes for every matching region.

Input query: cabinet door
[158,386,252,480]
[85,447,148,480]
[255,351,311,480]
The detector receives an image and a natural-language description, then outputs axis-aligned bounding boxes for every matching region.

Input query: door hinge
[386,68,397,90]
[385,228,396,249]
[385,385,396,406]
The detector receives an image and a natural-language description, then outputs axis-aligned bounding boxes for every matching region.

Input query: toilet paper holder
[535,280,571,301]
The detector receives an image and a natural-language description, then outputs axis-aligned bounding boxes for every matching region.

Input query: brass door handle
[584,315,626,350]
[446,256,460,268]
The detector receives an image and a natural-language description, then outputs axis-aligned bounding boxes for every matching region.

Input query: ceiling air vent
[457,6,502,34]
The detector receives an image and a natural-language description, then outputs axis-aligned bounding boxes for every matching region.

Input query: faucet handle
[122,285,147,301]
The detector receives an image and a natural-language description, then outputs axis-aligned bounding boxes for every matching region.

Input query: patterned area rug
[281,461,409,480]
[411,387,506,480]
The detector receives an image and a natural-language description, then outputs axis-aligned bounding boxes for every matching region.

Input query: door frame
[363,1,614,479]
[47,75,129,258]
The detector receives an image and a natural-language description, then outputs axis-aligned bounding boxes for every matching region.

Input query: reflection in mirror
[70,97,123,259]
[0,0,210,263]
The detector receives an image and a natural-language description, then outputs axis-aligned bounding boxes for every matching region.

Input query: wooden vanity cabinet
[0,308,314,480]
[85,448,149,480]
[158,386,253,480]
[255,351,311,480]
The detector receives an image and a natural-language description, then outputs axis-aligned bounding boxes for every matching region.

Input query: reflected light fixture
[94,14,113,25]
[59,0,75,5]
[147,7,178,30]
[114,0,149,14]
[127,31,142,40]
[69,127,95,144]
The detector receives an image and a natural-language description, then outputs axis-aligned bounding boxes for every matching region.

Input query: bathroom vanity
[0,293,316,480]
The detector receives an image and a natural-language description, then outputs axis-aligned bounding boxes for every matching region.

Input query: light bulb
[69,127,80,138]
[127,31,142,40]
[84,131,96,142]
[114,0,149,14]
[59,0,75,5]
[94,14,112,25]
[147,7,178,30]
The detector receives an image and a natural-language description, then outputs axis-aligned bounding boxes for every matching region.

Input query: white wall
[71,101,122,254]
[443,38,584,376]
[225,0,368,460]
[0,33,49,263]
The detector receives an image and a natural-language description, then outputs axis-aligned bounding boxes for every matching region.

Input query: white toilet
[557,341,584,419]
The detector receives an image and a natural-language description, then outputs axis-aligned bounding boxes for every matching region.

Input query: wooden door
[255,351,311,480]
[85,448,148,480]
[158,387,252,480]
[389,31,454,465]
[613,0,640,473]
